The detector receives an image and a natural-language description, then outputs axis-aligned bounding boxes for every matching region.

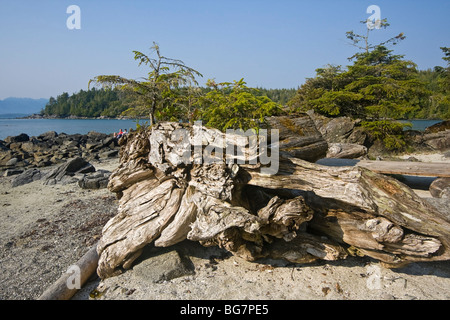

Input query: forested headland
[41,45,449,122]
[40,86,297,120]
[40,21,449,152]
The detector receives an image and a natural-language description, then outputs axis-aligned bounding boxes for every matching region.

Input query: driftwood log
[38,244,99,300]
[96,115,450,279]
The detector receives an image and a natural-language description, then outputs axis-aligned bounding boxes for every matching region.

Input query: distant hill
[0,97,48,115]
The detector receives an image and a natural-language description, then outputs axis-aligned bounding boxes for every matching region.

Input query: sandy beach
[1,153,449,300]
[0,158,119,300]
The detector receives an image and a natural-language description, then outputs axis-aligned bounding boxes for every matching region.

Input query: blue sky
[0,0,449,100]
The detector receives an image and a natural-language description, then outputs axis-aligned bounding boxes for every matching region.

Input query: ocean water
[0,118,444,141]
[399,119,443,132]
[0,118,141,140]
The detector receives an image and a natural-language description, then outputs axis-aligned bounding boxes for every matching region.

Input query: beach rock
[320,117,356,142]
[99,150,119,159]
[87,131,109,141]
[78,170,111,189]
[33,153,53,167]
[102,136,118,149]
[265,115,328,162]
[404,130,425,145]
[131,248,194,283]
[43,157,95,185]
[423,131,450,151]
[11,168,42,187]
[0,150,15,166]
[0,140,8,151]
[307,111,369,147]
[425,120,450,134]
[367,139,390,158]
[37,131,58,141]
[85,141,102,151]
[63,140,79,148]
[1,131,120,172]
[5,158,19,166]
[3,168,24,177]
[430,178,450,198]
[7,142,24,152]
[4,133,29,145]
[346,127,368,145]
[20,141,37,153]
[326,143,367,159]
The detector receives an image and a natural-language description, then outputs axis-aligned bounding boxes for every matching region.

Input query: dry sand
[1,155,449,301]
[0,158,119,300]
[397,151,449,163]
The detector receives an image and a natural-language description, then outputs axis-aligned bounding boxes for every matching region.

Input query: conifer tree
[89,42,202,125]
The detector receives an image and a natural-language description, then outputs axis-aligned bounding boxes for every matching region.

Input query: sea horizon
[0,118,142,140]
[0,117,444,141]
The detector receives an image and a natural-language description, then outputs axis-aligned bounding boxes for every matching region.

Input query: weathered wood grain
[357,160,450,177]
[96,118,450,279]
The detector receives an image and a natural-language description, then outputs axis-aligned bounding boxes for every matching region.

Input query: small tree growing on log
[89,42,202,125]
[201,78,284,132]
[288,20,429,151]
[96,117,450,279]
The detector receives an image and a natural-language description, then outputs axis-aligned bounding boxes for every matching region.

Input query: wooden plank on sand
[357,160,450,177]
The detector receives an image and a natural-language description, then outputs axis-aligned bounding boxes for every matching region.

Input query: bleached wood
[96,120,450,279]
[357,160,450,177]
[38,244,99,300]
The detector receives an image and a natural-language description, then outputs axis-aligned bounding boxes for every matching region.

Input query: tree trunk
[96,116,450,279]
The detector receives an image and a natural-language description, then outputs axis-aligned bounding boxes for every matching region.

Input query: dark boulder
[265,115,328,162]
[0,150,16,166]
[78,170,111,189]
[0,140,8,151]
[425,120,450,134]
[43,157,95,185]
[37,131,58,141]
[3,168,24,177]
[131,248,195,283]
[11,168,42,187]
[306,111,369,158]
[4,133,29,144]
[326,143,368,159]
[307,111,368,145]
[87,131,109,141]
[319,117,356,143]
[423,131,450,151]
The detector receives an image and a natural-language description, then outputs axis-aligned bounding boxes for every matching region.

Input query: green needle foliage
[41,87,131,118]
[288,20,438,151]
[89,42,202,126]
[200,78,284,132]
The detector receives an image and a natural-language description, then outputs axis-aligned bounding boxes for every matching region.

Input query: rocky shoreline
[0,115,449,300]
[21,113,144,120]
[0,130,120,176]
[307,112,450,160]
[2,115,449,175]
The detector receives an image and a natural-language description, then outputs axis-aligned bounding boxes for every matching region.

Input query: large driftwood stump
[97,115,450,279]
